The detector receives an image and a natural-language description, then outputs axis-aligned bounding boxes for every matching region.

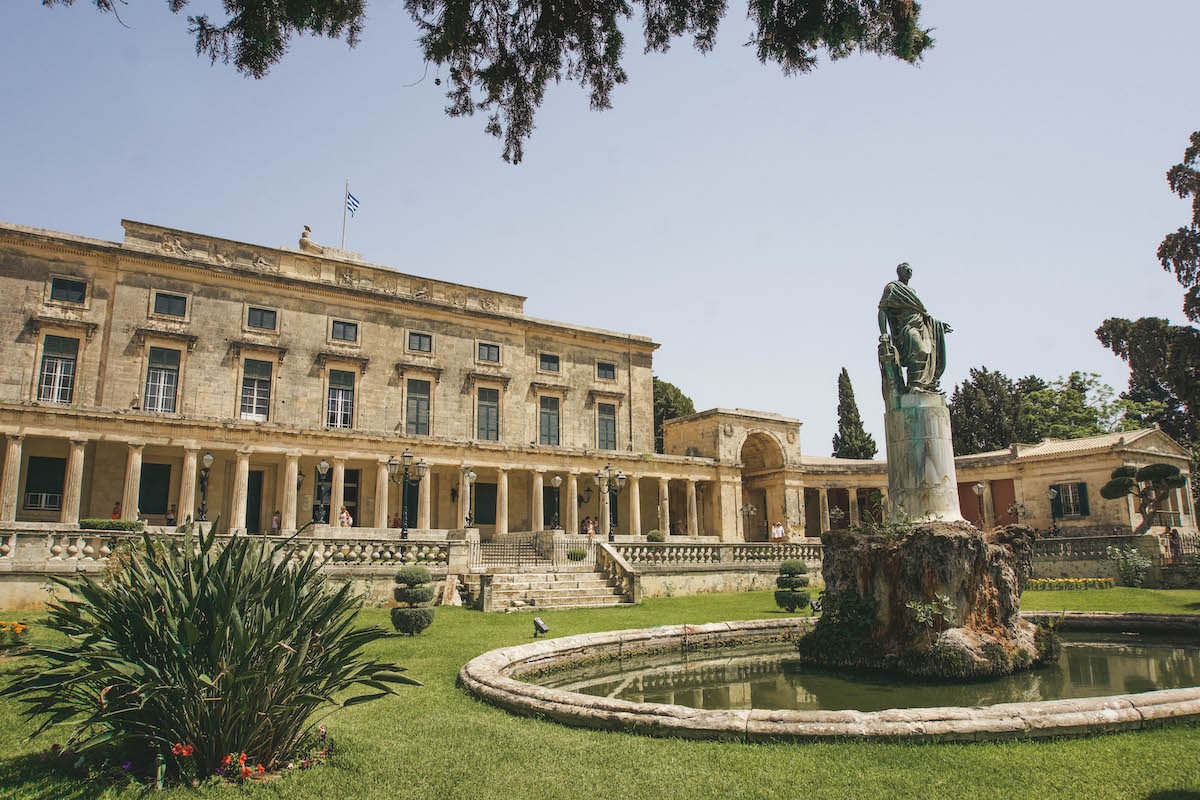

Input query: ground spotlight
[533,618,549,637]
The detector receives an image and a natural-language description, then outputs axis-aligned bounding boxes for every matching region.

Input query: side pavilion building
[0,219,1194,542]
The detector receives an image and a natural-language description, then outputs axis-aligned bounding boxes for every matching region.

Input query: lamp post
[1046,486,1059,535]
[462,467,478,527]
[972,482,986,529]
[551,474,563,529]
[296,469,306,491]
[198,452,214,522]
[740,502,757,540]
[315,459,331,523]
[386,449,429,540]
[593,464,626,542]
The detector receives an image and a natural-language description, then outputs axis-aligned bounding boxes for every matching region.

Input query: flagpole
[341,179,349,250]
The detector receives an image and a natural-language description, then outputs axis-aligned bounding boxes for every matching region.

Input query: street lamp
[198,452,214,521]
[551,474,563,529]
[386,448,428,539]
[972,482,986,528]
[315,459,331,524]
[296,469,306,491]
[1046,486,1059,535]
[593,464,627,541]
[461,467,478,527]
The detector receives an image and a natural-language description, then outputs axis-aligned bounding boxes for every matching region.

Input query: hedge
[78,519,145,532]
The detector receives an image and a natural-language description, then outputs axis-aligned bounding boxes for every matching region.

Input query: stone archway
[738,432,785,541]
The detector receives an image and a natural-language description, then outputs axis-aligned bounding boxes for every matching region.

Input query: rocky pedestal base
[795,522,1059,680]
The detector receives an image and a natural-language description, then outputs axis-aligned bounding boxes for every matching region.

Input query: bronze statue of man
[878,263,952,394]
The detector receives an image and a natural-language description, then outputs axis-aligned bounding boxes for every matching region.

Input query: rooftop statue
[877,262,952,402]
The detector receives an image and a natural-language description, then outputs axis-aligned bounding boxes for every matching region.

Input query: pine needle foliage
[1,523,418,785]
[831,368,876,459]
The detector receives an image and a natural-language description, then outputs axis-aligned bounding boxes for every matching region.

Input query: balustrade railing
[612,541,823,568]
[1032,535,1143,561]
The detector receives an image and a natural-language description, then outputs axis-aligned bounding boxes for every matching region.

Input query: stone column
[627,475,641,536]
[121,443,144,522]
[417,469,431,529]
[0,434,23,522]
[981,481,996,530]
[459,466,472,527]
[230,451,250,533]
[599,481,611,538]
[658,477,671,534]
[496,468,509,535]
[819,488,831,533]
[331,458,345,525]
[566,472,579,535]
[374,459,390,529]
[532,470,545,532]
[282,453,299,531]
[179,448,198,525]
[61,439,87,524]
[883,392,963,521]
[687,479,699,537]
[848,488,860,527]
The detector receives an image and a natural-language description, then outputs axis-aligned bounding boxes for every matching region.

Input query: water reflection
[535,633,1200,712]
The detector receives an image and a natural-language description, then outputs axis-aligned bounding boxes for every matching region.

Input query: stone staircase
[464,570,633,611]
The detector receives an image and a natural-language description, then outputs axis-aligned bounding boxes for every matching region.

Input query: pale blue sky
[2,1,1197,456]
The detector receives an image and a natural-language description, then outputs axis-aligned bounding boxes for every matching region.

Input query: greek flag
[346,192,360,217]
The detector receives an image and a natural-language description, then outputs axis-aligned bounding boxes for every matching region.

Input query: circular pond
[458,614,1200,742]
[536,632,1200,713]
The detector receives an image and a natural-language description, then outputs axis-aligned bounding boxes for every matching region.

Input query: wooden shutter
[1050,484,1063,518]
[1077,482,1090,517]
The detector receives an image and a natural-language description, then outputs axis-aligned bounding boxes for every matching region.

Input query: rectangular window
[598,402,617,450]
[406,379,431,435]
[539,353,560,373]
[23,456,65,511]
[408,332,432,353]
[153,292,187,317]
[144,347,181,413]
[331,320,358,342]
[597,361,616,380]
[539,396,560,446]
[38,335,79,404]
[50,277,86,304]
[478,342,500,363]
[138,463,172,515]
[240,358,272,421]
[327,369,355,428]
[247,307,277,331]
[1053,482,1090,517]
[477,387,500,441]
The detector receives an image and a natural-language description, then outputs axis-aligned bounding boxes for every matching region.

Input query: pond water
[533,632,1200,712]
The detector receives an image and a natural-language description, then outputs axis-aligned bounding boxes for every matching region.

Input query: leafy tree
[1100,463,1187,534]
[1157,131,1200,320]
[831,368,876,459]
[1025,372,1161,439]
[948,368,1045,455]
[653,376,695,454]
[47,0,934,162]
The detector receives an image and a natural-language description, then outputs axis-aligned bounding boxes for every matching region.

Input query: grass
[0,590,1197,800]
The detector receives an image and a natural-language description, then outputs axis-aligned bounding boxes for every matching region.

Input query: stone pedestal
[884,392,963,522]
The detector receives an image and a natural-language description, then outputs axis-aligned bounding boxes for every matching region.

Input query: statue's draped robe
[879,280,948,392]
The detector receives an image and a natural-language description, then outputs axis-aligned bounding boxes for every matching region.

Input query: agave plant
[2,523,418,785]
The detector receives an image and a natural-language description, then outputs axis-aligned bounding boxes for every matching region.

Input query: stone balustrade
[612,541,822,570]
[1032,535,1145,561]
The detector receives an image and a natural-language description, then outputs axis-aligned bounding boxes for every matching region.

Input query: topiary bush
[78,518,144,532]
[391,566,436,636]
[1,523,416,787]
[774,559,810,612]
[645,530,666,542]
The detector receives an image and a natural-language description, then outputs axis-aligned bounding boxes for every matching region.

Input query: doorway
[246,470,263,533]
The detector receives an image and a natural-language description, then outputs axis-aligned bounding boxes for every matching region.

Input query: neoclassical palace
[0,219,1195,541]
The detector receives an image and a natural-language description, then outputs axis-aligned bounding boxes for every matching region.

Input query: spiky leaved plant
[2,522,418,786]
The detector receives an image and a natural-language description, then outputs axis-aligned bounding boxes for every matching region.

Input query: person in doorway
[338,506,353,527]
[271,510,281,532]
[165,504,178,526]
[584,517,596,536]
[111,501,121,520]
[390,513,402,529]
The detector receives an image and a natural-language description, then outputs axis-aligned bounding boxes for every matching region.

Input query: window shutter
[1050,485,1063,518]
[1077,482,1089,517]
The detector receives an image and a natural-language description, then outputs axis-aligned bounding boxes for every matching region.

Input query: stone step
[492,572,607,583]
[493,586,621,599]
[501,601,637,612]
[492,581,614,592]
[528,596,632,609]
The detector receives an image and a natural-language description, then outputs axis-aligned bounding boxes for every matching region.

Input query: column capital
[5,433,24,443]
[285,451,302,460]
[183,445,200,455]
[496,466,508,475]
[331,455,346,465]
[70,438,88,447]
[127,441,145,451]
[236,448,253,457]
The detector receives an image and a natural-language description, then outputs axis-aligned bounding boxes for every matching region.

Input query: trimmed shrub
[566,548,587,561]
[646,530,666,542]
[1,524,415,786]
[779,559,808,576]
[775,575,809,589]
[392,566,436,636]
[78,518,144,532]
[774,589,810,612]
[774,559,811,612]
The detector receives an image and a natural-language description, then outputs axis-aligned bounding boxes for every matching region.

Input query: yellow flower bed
[1026,578,1114,591]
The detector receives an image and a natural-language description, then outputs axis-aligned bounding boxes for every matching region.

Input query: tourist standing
[165,504,177,526]
[111,501,121,520]
[271,510,281,532]
[339,506,353,527]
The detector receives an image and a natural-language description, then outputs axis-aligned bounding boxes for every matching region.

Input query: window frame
[476,339,502,365]
[476,384,501,441]
[244,303,281,335]
[323,364,358,429]
[538,394,562,447]
[149,290,191,322]
[537,352,561,375]
[238,357,275,422]
[405,377,434,436]
[596,401,618,451]
[595,358,618,382]
[143,345,182,414]
[23,455,66,511]
[328,318,360,345]
[35,333,81,405]
[407,330,434,355]
[45,275,90,309]
[1058,481,1084,517]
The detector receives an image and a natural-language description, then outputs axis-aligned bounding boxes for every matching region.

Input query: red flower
[222,754,232,767]
[256,764,265,774]
[182,745,194,757]
[238,752,247,766]
[240,766,252,780]
[171,743,184,756]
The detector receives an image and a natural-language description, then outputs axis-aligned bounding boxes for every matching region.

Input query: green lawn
[1,590,1198,800]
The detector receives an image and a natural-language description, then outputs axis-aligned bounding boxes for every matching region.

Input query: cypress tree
[832,368,877,459]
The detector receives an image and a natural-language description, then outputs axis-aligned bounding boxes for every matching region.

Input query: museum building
[0,219,1194,542]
